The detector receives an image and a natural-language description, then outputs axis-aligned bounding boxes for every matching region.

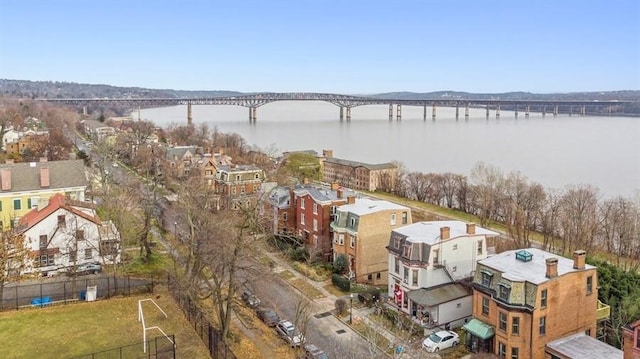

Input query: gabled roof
[0,159,87,193]
[294,184,356,204]
[165,146,202,161]
[18,193,101,231]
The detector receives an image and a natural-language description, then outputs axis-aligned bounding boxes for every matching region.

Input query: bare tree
[598,196,638,265]
[0,229,32,309]
[470,162,504,226]
[558,185,599,254]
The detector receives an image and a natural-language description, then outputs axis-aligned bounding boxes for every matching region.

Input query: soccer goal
[138,298,174,353]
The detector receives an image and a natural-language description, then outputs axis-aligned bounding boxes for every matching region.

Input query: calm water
[136,101,640,199]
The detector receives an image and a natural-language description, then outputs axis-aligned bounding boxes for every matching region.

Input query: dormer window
[393,237,401,249]
[402,245,411,258]
[498,283,511,301]
[481,270,493,287]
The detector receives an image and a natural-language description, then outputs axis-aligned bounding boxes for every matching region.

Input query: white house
[18,193,121,276]
[386,221,499,329]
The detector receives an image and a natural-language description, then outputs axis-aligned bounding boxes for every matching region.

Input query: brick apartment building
[320,150,396,191]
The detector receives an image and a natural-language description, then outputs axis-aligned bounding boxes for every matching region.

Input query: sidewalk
[261,248,440,359]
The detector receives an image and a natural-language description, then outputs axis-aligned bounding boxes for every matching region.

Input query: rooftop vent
[515,250,533,262]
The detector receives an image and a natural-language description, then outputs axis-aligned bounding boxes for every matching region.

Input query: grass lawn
[0,286,211,359]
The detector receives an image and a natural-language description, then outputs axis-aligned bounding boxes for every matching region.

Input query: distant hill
[1,79,638,104]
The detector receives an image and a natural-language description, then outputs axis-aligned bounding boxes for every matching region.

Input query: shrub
[333,254,348,273]
[290,246,310,262]
[332,273,351,292]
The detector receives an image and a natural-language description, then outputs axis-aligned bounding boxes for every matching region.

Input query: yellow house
[0,159,88,228]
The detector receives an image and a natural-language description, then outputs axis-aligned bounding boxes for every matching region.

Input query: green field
[0,287,211,359]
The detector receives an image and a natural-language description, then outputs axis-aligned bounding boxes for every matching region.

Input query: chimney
[40,167,50,187]
[440,226,450,240]
[1,168,11,190]
[303,177,309,185]
[337,188,344,199]
[573,250,586,270]
[5,159,14,164]
[347,195,356,204]
[545,258,558,278]
[39,157,48,163]
[322,149,333,158]
[466,223,476,235]
[331,182,339,191]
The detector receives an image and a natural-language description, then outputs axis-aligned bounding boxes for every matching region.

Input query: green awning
[463,319,495,340]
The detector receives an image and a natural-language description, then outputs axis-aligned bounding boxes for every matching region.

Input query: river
[135,101,640,199]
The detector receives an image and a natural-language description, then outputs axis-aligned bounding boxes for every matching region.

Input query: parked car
[67,262,101,276]
[422,330,459,352]
[256,309,280,327]
[275,320,305,347]
[241,290,261,308]
[303,343,329,359]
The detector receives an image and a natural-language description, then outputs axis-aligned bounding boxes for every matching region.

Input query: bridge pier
[455,105,459,120]
[423,105,427,121]
[389,104,393,121]
[514,104,518,118]
[346,107,352,121]
[396,105,402,121]
[553,105,558,117]
[82,106,88,116]
[187,102,193,125]
[581,105,586,116]
[542,105,546,117]
[432,105,437,120]
[569,106,573,117]
[486,105,490,119]
[137,107,141,121]
[465,103,470,119]
[496,105,501,119]
[525,105,530,118]
[339,106,344,121]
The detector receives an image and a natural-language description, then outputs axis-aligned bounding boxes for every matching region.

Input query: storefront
[463,318,494,353]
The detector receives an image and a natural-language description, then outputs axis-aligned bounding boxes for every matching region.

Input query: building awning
[463,319,495,340]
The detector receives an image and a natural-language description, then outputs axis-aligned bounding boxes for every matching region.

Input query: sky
[1,0,639,94]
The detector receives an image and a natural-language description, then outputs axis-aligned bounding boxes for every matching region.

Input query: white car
[275,320,305,347]
[422,330,459,352]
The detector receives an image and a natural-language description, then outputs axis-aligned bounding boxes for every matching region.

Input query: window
[477,240,483,255]
[376,272,381,280]
[312,235,318,247]
[75,230,85,241]
[349,236,355,248]
[481,271,493,287]
[349,217,356,228]
[539,316,546,335]
[300,198,305,209]
[69,247,77,262]
[84,248,92,260]
[499,284,511,301]
[498,342,506,359]
[338,234,344,245]
[587,276,593,295]
[401,212,408,224]
[300,213,305,225]
[39,235,47,249]
[482,297,490,315]
[58,215,66,227]
[231,187,236,194]
[433,249,439,265]
[235,175,240,181]
[511,347,519,359]
[393,237,401,248]
[390,214,396,225]
[13,198,21,210]
[240,185,245,194]
[402,245,411,258]
[368,273,372,281]
[313,203,318,214]
[253,185,259,192]
[412,269,418,286]
[313,219,318,231]
[403,267,409,283]
[541,289,548,308]
[394,257,399,273]
[254,173,260,179]
[499,312,507,331]
[283,213,287,221]
[512,317,520,335]
[39,254,54,267]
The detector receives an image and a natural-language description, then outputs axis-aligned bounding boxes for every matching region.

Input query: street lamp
[174,222,178,241]
[349,293,354,324]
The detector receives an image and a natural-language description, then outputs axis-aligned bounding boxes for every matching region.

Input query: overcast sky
[1,0,639,93]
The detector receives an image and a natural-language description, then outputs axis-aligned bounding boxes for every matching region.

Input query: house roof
[323,157,396,170]
[393,221,499,244]
[478,248,596,284]
[294,184,357,204]
[546,333,622,359]
[165,146,202,161]
[18,193,100,231]
[268,186,292,208]
[406,283,470,307]
[0,159,87,193]
[338,197,408,216]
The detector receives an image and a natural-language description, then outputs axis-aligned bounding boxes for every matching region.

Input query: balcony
[597,300,611,321]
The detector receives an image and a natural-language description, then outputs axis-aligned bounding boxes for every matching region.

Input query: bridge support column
[432,105,437,120]
[389,104,393,121]
[542,105,546,117]
[396,105,402,121]
[514,104,518,118]
[339,106,344,121]
[496,105,501,119]
[581,105,586,116]
[486,105,490,119]
[346,107,351,121]
[569,106,573,117]
[553,105,558,117]
[137,107,141,121]
[251,107,257,122]
[465,103,470,119]
[82,106,88,116]
[187,102,193,125]
[525,105,530,118]
[455,105,459,120]
[423,105,427,121]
